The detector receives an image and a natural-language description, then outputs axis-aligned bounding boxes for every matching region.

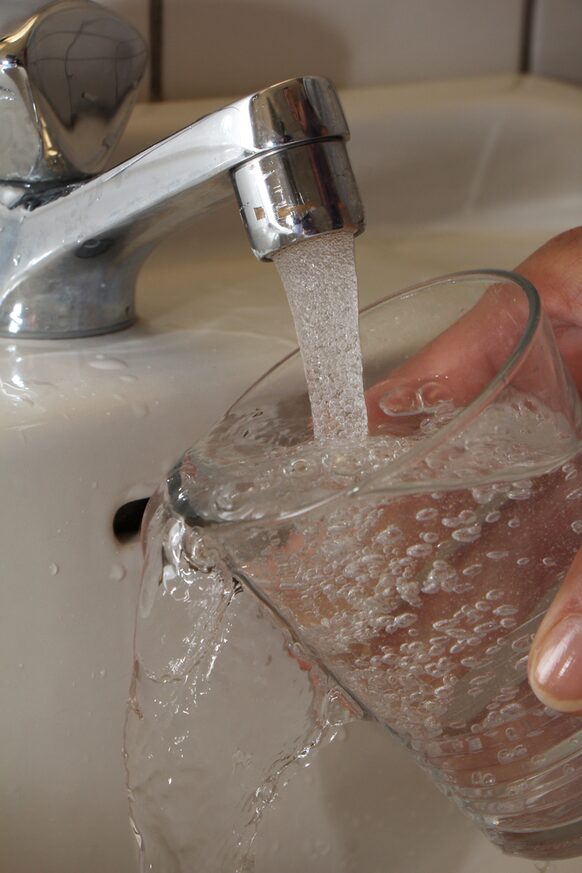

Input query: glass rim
[353,268,541,498]
[172,269,542,527]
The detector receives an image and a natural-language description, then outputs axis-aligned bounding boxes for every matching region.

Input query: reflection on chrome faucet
[0,0,364,339]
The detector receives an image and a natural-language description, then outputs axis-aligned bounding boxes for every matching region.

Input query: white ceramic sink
[3,74,582,873]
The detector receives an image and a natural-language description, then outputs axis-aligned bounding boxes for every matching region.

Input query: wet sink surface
[3,74,582,873]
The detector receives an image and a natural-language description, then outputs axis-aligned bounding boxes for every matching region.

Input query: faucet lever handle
[0,0,148,184]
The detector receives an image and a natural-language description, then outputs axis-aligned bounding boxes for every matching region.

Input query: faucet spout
[0,76,364,339]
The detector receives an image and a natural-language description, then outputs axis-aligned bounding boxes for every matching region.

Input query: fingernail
[530,615,582,712]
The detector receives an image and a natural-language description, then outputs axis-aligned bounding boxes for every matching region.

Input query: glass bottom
[489,817,582,860]
[417,713,582,862]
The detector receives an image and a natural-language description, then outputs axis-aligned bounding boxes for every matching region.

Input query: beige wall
[161,0,525,99]
[531,0,582,85]
[4,1,582,101]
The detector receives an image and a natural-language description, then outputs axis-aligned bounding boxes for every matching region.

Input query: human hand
[513,228,582,715]
[371,226,582,716]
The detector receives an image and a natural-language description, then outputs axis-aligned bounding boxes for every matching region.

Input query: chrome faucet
[0,0,364,339]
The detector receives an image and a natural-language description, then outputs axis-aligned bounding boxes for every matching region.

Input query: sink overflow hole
[113,497,150,543]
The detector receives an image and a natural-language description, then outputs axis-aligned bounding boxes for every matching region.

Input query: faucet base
[4,319,138,341]
[0,257,140,339]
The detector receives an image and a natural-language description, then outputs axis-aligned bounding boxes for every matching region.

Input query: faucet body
[0,2,364,339]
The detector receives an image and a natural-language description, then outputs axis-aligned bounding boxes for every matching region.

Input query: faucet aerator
[233,140,365,261]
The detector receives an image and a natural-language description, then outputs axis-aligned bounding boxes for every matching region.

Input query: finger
[514,226,582,389]
[517,230,582,714]
[528,546,582,714]
[365,279,528,431]
[516,226,582,326]
[366,226,582,431]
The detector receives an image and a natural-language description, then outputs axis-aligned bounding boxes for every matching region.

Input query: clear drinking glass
[142,270,582,861]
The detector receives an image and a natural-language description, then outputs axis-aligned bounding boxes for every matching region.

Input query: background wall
[2,0,582,101]
[530,0,582,85]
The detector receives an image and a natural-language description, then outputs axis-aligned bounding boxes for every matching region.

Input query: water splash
[125,515,357,872]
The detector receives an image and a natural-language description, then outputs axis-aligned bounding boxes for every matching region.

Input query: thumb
[528,546,582,714]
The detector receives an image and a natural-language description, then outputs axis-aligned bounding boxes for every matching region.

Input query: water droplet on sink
[110,563,126,582]
[49,562,59,576]
[131,403,149,418]
[119,374,138,383]
[88,356,128,370]
[28,379,57,391]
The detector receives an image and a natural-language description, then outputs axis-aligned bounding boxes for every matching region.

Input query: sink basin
[3,74,582,873]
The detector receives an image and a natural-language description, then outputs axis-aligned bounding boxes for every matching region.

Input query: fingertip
[528,614,582,715]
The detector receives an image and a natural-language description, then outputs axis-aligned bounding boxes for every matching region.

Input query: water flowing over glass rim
[173,269,542,526]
